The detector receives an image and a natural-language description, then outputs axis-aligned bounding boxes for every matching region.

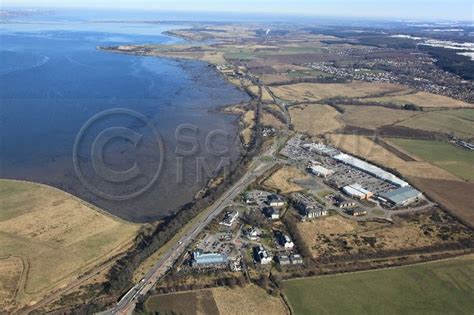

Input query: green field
[387,138,474,181]
[396,109,474,139]
[283,256,474,315]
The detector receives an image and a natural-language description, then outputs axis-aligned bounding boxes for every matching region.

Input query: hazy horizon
[1,0,473,21]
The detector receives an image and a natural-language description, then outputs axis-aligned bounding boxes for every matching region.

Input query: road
[101,151,280,314]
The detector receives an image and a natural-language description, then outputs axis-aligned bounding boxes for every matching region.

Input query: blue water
[0,18,249,222]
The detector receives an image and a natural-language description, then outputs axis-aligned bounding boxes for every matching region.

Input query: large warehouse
[379,186,422,206]
[333,153,409,187]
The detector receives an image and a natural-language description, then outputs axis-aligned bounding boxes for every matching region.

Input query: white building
[308,165,333,178]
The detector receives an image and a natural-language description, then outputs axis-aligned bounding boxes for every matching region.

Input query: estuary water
[0,15,249,222]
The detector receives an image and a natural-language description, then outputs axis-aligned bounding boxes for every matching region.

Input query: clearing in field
[329,134,462,181]
[294,210,472,259]
[0,179,139,308]
[387,138,474,181]
[264,166,309,194]
[395,109,474,138]
[367,91,473,108]
[339,105,418,129]
[270,82,406,102]
[283,255,474,315]
[289,104,343,135]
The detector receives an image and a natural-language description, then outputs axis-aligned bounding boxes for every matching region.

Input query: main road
[101,147,282,314]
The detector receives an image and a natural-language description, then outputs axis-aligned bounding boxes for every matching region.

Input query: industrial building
[342,183,373,200]
[302,142,340,157]
[278,234,295,250]
[333,153,409,187]
[308,165,333,178]
[263,206,280,220]
[267,194,286,207]
[379,186,422,206]
[333,195,356,208]
[192,250,228,268]
[292,193,328,220]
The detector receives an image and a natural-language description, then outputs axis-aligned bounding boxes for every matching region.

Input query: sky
[1,0,473,21]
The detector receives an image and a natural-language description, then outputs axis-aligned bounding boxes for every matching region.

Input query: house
[219,210,239,227]
[290,254,303,265]
[253,245,272,265]
[267,194,285,207]
[192,250,228,268]
[277,255,291,265]
[278,234,294,250]
[244,227,261,241]
[333,195,356,208]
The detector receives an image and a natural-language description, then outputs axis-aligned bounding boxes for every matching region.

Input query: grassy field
[0,179,139,309]
[289,104,343,135]
[263,166,309,194]
[145,285,288,315]
[367,91,473,108]
[283,255,474,315]
[295,210,472,259]
[270,82,406,102]
[340,105,418,129]
[387,138,474,181]
[396,109,474,138]
[329,134,461,181]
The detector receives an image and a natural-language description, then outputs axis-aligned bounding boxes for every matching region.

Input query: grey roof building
[379,186,422,206]
[192,250,228,267]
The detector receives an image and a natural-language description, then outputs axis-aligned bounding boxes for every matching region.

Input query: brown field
[212,285,288,315]
[146,290,219,315]
[368,91,473,108]
[262,112,285,129]
[0,256,23,310]
[289,104,343,135]
[270,82,407,102]
[0,179,139,309]
[261,87,274,102]
[259,73,293,85]
[340,105,418,129]
[247,85,260,98]
[145,285,288,315]
[241,110,256,145]
[409,177,474,228]
[296,210,473,259]
[264,166,309,194]
[329,134,462,181]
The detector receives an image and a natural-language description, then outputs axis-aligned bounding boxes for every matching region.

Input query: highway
[101,151,280,314]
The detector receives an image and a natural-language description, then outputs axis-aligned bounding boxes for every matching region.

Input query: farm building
[379,186,422,206]
[333,153,409,187]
